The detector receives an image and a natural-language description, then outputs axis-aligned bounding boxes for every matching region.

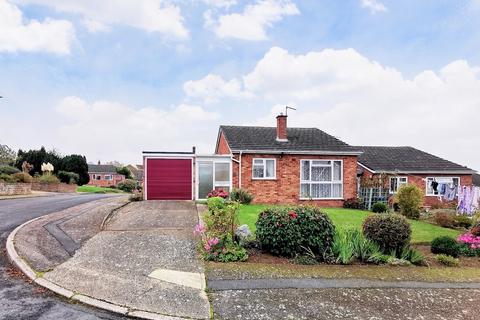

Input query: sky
[0,0,479,170]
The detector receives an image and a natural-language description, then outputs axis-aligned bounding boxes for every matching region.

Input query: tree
[0,144,16,165]
[116,166,133,179]
[15,147,61,175]
[58,155,90,185]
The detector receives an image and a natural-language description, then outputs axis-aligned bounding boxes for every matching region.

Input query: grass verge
[76,185,125,194]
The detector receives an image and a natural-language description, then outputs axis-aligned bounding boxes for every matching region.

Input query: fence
[359,187,390,210]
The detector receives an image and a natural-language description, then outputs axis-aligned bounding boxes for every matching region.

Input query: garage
[144,157,193,200]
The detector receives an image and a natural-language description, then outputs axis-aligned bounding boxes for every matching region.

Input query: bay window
[300,160,343,199]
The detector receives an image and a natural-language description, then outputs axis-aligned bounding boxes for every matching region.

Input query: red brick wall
[216,131,231,155]
[88,174,125,187]
[0,183,31,195]
[31,182,77,193]
[230,153,358,206]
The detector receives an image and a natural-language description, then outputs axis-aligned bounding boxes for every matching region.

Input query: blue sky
[1,0,479,170]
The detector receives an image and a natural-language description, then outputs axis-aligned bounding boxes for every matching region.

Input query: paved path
[0,193,128,320]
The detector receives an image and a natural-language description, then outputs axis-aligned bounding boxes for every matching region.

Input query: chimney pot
[276,114,288,142]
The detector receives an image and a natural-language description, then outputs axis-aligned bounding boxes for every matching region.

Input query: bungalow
[356,146,475,207]
[87,163,125,187]
[142,113,476,207]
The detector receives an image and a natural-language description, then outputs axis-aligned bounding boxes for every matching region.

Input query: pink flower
[207,237,219,246]
[457,233,480,249]
[288,211,298,219]
[194,224,206,235]
[204,243,211,251]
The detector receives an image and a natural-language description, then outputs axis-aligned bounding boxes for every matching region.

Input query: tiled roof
[473,174,480,187]
[87,164,118,173]
[356,146,473,173]
[219,126,361,153]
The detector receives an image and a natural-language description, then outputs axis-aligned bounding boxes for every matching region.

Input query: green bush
[37,174,60,184]
[458,243,480,257]
[400,246,425,265]
[367,252,392,264]
[57,171,79,185]
[434,211,455,228]
[0,173,16,183]
[229,188,253,204]
[371,202,388,213]
[396,184,423,219]
[436,254,459,267]
[0,165,20,175]
[343,198,363,209]
[256,206,335,258]
[430,236,460,257]
[362,214,412,253]
[12,172,33,183]
[207,196,226,212]
[453,215,473,229]
[117,179,137,192]
[332,229,382,265]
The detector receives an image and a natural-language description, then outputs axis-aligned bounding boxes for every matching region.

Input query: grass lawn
[238,204,461,244]
[76,185,125,194]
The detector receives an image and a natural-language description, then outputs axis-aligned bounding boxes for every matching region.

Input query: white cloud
[183,74,251,104]
[0,0,74,54]
[202,0,237,8]
[360,0,387,14]
[206,0,300,41]
[54,97,220,163]
[189,47,480,170]
[12,0,189,39]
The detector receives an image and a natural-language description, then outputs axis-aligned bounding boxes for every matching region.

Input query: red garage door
[146,158,192,200]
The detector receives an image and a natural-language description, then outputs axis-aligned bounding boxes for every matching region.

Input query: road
[0,193,129,320]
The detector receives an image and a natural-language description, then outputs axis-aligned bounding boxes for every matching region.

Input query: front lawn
[238,204,461,244]
[76,185,125,194]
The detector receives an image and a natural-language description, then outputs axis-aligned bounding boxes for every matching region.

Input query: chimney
[98,160,101,165]
[276,113,288,142]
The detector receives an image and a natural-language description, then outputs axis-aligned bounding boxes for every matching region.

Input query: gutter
[230,149,363,156]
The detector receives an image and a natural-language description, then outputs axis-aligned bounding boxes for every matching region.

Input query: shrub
[430,236,460,257]
[229,188,253,204]
[453,215,473,229]
[207,196,226,212]
[37,174,60,184]
[129,192,143,201]
[434,211,455,228]
[12,172,33,183]
[117,179,137,192]
[436,254,459,267]
[57,171,79,185]
[362,214,412,253]
[400,246,425,265]
[0,173,16,183]
[332,229,381,264]
[0,165,20,175]
[256,206,335,258]
[367,252,392,264]
[343,198,363,209]
[371,202,388,213]
[396,184,423,219]
[207,189,229,199]
[458,243,480,257]
[471,224,480,237]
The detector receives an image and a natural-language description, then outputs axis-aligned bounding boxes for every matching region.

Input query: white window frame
[299,159,343,200]
[104,174,113,181]
[195,158,233,200]
[389,176,408,194]
[425,177,460,196]
[93,174,102,180]
[252,158,276,180]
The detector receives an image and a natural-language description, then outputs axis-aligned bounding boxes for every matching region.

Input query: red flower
[288,211,298,219]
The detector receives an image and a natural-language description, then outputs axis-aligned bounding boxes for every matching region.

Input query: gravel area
[211,288,480,320]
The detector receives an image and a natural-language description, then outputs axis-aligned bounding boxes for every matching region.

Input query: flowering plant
[457,233,480,249]
[207,189,229,199]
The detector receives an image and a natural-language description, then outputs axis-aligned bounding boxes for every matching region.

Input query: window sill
[299,198,344,201]
[251,178,277,181]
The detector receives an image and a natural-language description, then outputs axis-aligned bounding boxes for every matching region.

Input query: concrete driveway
[43,201,210,319]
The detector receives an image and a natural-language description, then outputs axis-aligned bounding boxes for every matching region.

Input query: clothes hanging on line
[457,186,480,215]
[443,186,457,202]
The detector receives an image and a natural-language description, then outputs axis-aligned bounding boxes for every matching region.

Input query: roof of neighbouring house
[218,126,362,154]
[88,164,118,173]
[473,173,480,187]
[356,146,474,174]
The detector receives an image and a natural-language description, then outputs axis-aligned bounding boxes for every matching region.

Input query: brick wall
[31,182,77,193]
[231,153,358,206]
[216,131,231,155]
[88,174,125,187]
[0,183,31,196]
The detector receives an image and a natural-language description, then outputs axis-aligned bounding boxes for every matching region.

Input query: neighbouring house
[356,146,475,207]
[473,173,480,188]
[87,163,125,187]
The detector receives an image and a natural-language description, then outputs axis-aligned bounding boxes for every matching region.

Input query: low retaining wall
[0,182,32,196]
[31,182,77,193]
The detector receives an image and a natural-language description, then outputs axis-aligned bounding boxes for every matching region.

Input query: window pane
[198,162,214,199]
[399,177,407,183]
[333,161,342,181]
[332,183,342,198]
[452,178,459,186]
[301,161,310,181]
[312,160,330,166]
[215,163,230,182]
[265,160,275,178]
[390,177,397,193]
[312,166,331,181]
[319,184,331,198]
[300,183,310,198]
[311,184,321,198]
[253,159,263,165]
[253,165,264,178]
